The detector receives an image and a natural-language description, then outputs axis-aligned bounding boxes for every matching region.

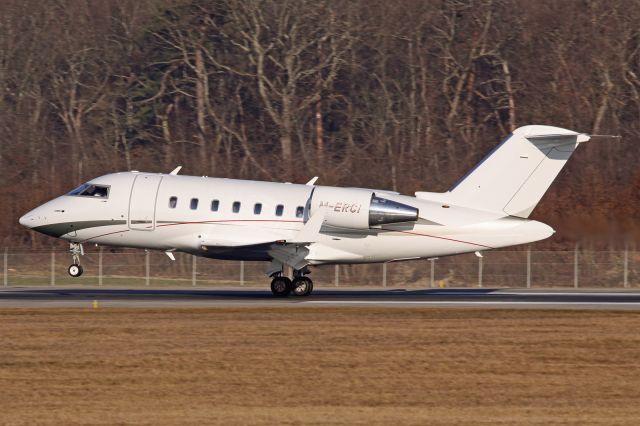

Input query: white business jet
[19,125,594,296]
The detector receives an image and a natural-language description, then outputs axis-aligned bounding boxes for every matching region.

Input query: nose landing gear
[68,243,84,277]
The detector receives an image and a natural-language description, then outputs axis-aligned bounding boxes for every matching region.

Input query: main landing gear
[270,272,314,297]
[68,243,84,277]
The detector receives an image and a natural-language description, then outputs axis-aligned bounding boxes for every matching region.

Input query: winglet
[170,166,182,175]
[289,210,325,243]
[305,176,319,186]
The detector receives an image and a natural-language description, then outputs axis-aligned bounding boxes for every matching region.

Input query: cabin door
[128,174,163,230]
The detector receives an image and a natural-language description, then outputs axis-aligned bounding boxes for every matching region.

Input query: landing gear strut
[68,243,84,277]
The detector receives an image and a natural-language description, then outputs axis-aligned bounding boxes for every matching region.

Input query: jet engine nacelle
[309,186,419,229]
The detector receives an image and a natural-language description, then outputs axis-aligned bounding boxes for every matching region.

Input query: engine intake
[309,186,419,230]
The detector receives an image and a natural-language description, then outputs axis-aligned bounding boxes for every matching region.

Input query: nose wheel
[68,243,84,278]
[68,264,84,277]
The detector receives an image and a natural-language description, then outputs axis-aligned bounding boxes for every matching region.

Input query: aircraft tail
[439,125,590,218]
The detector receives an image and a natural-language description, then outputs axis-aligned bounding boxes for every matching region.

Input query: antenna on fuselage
[169,166,183,175]
[587,134,622,140]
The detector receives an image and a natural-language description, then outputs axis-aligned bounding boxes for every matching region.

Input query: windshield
[68,183,110,199]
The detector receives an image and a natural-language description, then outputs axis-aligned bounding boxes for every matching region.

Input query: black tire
[270,277,292,297]
[292,277,313,297]
[68,264,83,277]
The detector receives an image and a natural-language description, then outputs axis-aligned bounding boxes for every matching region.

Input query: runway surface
[1,286,640,309]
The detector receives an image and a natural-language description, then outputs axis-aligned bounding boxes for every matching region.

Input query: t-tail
[417,125,592,217]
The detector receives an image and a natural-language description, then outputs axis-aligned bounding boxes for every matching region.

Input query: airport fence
[1,246,639,288]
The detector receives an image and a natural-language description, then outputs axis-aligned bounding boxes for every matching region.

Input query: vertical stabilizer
[446,125,589,217]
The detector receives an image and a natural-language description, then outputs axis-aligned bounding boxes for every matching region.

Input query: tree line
[1,0,639,247]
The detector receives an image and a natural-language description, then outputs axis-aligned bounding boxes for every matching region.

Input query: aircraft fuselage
[20,171,553,265]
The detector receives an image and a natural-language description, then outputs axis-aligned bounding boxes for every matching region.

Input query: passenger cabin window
[296,206,304,218]
[232,201,241,213]
[275,204,284,217]
[169,196,178,208]
[254,203,262,215]
[68,183,109,199]
[211,199,219,212]
[190,198,199,210]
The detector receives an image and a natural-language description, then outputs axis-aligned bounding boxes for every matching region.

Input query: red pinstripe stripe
[156,219,304,227]
[80,219,302,243]
[396,230,494,249]
[81,220,493,250]
[83,229,130,242]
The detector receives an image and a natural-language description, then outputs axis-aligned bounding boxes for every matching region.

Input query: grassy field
[1,308,640,425]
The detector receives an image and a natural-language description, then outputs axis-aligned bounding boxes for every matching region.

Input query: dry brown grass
[1,308,640,425]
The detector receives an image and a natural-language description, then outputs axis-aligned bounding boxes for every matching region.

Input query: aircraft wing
[199,210,327,249]
[199,225,289,248]
[200,212,335,270]
[288,210,326,243]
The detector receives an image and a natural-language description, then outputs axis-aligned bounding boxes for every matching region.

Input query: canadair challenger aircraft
[20,125,593,296]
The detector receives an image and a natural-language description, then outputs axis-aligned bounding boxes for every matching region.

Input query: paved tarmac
[1,286,640,309]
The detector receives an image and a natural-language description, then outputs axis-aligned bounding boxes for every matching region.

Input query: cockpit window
[68,183,110,199]
[68,184,89,195]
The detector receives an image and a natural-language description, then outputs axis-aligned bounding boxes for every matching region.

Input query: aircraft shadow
[0,287,501,300]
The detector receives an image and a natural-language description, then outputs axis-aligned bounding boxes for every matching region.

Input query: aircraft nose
[19,206,47,229]
[19,213,35,228]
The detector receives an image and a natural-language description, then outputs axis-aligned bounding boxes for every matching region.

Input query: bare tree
[1,0,640,246]
[195,0,354,178]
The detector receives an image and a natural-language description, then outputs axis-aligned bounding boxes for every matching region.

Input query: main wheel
[292,277,313,297]
[68,264,83,277]
[270,276,292,297]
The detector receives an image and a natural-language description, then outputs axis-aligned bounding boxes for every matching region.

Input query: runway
[1,286,640,309]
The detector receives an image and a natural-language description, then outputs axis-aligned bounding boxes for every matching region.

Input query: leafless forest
[1,0,639,248]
